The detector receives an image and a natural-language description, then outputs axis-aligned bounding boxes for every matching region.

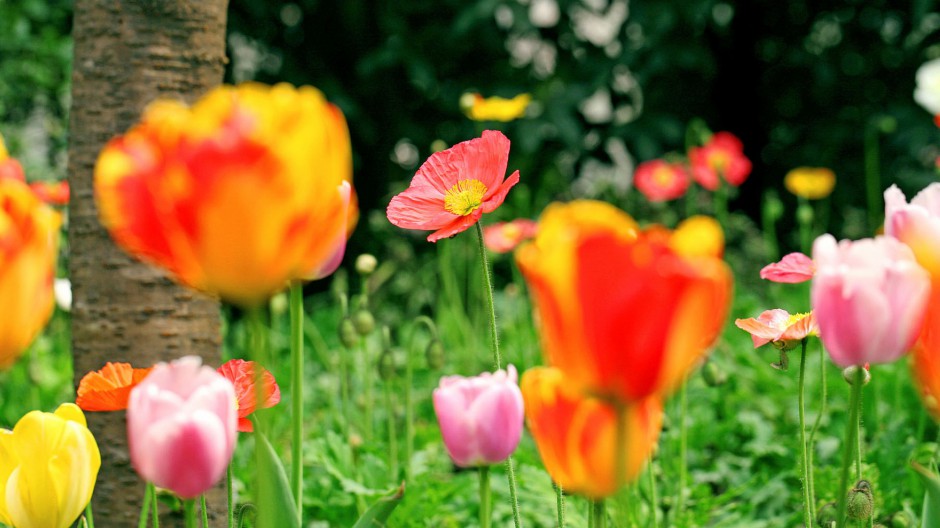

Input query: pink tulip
[432,364,524,467]
[885,183,940,276]
[127,356,237,499]
[811,234,930,367]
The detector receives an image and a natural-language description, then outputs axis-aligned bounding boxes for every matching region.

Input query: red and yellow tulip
[95,83,356,307]
[520,367,662,499]
[0,177,60,369]
[516,201,732,403]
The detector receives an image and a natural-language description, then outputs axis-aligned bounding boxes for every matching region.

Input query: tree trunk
[68,1,229,525]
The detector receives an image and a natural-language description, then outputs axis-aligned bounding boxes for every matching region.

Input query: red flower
[633,159,690,202]
[735,309,818,350]
[483,219,537,253]
[760,252,815,283]
[29,181,70,206]
[689,132,752,190]
[217,359,280,432]
[387,130,520,242]
[76,362,154,411]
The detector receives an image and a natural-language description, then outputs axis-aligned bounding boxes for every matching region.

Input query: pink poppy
[760,252,816,283]
[483,219,538,253]
[387,131,520,242]
[735,309,818,350]
[689,132,752,190]
[633,159,690,202]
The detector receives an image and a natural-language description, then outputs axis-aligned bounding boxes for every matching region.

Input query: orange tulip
[95,83,357,307]
[520,366,662,499]
[0,178,60,369]
[516,201,732,403]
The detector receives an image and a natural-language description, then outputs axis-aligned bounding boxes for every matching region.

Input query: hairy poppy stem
[798,339,814,528]
[289,281,304,520]
[474,222,522,528]
[807,342,827,521]
[553,481,566,528]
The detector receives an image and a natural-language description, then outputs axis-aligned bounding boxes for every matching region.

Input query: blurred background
[3,0,940,254]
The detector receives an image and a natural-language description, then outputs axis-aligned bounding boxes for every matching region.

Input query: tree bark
[68,1,229,525]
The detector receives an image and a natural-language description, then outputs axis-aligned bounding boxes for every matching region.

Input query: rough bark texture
[68,1,229,525]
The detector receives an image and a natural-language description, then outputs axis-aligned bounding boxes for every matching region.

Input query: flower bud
[816,501,837,527]
[339,317,358,348]
[355,254,377,275]
[846,480,873,521]
[842,365,871,386]
[701,360,727,387]
[378,348,398,381]
[426,339,445,370]
[353,309,375,336]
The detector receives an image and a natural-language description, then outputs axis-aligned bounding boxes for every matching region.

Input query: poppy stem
[227,464,234,528]
[184,499,197,528]
[807,341,827,521]
[479,466,492,528]
[675,383,688,522]
[798,339,814,528]
[385,378,400,481]
[836,368,864,526]
[289,280,304,520]
[474,222,522,528]
[553,481,566,528]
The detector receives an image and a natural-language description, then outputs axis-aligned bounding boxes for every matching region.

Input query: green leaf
[254,431,301,528]
[911,461,940,526]
[351,482,405,528]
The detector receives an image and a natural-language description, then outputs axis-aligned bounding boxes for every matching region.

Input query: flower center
[444,179,488,216]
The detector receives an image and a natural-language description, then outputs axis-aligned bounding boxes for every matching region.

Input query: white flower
[914,58,940,115]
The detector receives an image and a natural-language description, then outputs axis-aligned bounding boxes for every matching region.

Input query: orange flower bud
[520,367,662,499]
[95,83,357,306]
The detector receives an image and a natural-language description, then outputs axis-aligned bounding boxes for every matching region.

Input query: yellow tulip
[784,167,836,200]
[0,403,101,528]
[0,178,60,369]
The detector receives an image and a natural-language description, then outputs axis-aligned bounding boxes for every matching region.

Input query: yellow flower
[784,167,836,200]
[0,178,60,369]
[461,93,531,122]
[0,403,101,528]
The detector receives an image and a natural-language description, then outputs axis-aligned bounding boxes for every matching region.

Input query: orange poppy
[76,362,154,411]
[217,359,280,432]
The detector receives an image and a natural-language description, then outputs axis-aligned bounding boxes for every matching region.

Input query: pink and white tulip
[811,234,930,367]
[432,365,524,468]
[885,183,940,276]
[127,356,237,499]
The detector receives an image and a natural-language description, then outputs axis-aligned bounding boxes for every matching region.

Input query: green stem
[836,368,864,526]
[385,380,399,481]
[479,466,492,528]
[676,382,688,521]
[856,376,864,482]
[289,281,304,520]
[797,197,814,256]
[592,499,606,528]
[362,336,374,441]
[201,495,209,528]
[807,341,828,521]
[474,222,522,528]
[138,482,152,528]
[150,482,159,528]
[648,456,660,528]
[227,464,234,528]
[553,481,566,528]
[405,316,435,482]
[798,340,814,528]
[714,182,728,226]
[85,501,95,528]
[184,499,197,528]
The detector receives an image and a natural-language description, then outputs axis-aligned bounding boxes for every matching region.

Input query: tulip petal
[470,383,524,464]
